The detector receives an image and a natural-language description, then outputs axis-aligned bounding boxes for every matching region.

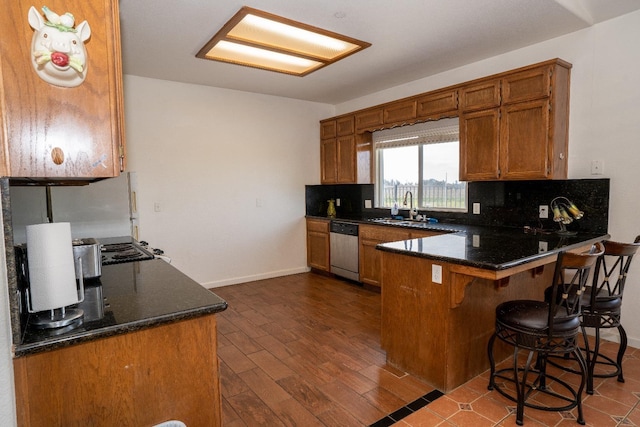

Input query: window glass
[376,137,466,212]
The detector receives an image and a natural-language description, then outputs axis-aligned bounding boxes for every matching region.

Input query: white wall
[123,76,333,287]
[336,10,640,348]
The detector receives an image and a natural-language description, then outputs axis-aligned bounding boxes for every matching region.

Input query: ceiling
[119,0,640,105]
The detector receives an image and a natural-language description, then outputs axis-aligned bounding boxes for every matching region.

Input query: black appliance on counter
[100,239,155,265]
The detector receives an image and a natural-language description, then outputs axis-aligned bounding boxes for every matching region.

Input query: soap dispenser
[327,199,336,218]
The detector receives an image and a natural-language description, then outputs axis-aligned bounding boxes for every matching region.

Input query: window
[374,118,467,212]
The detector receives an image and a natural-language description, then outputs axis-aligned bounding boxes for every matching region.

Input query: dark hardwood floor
[213,272,436,426]
[213,272,640,426]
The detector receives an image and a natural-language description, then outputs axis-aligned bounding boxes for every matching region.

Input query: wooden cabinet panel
[321,139,337,183]
[0,0,125,179]
[355,109,384,132]
[460,109,500,180]
[337,135,356,183]
[502,66,550,104]
[384,100,417,124]
[416,90,458,119]
[14,315,222,426]
[500,99,551,179]
[320,120,337,140]
[460,79,501,112]
[359,225,411,287]
[336,116,355,136]
[307,218,330,271]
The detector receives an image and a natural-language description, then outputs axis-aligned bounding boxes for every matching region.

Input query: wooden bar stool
[580,236,640,394]
[487,243,604,425]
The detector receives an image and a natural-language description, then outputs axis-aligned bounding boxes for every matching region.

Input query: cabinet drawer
[410,230,442,239]
[502,66,550,104]
[417,90,458,118]
[360,225,411,242]
[306,218,330,233]
[320,120,337,139]
[355,109,384,132]
[384,100,417,124]
[460,80,501,112]
[336,116,355,136]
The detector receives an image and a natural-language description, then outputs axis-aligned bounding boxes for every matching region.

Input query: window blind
[372,117,459,148]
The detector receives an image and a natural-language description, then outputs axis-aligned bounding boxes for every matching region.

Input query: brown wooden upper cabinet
[320,58,571,184]
[355,109,384,132]
[321,115,371,184]
[0,0,126,180]
[416,90,458,119]
[384,100,417,125]
[460,60,570,181]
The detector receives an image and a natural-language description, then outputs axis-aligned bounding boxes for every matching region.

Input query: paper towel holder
[26,259,86,329]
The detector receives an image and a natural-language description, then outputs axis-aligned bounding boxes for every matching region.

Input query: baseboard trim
[204,267,311,289]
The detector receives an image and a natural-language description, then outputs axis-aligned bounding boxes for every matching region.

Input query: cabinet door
[321,139,337,183]
[1,0,125,179]
[500,99,551,180]
[307,219,330,271]
[359,225,411,287]
[384,100,417,125]
[337,135,356,183]
[360,238,383,286]
[502,66,550,104]
[336,116,355,136]
[460,79,501,112]
[416,90,458,119]
[355,109,384,132]
[460,109,500,180]
[321,120,337,139]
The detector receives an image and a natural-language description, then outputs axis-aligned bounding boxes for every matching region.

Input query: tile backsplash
[306,179,609,233]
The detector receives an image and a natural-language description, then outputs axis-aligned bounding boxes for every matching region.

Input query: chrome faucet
[403,191,416,220]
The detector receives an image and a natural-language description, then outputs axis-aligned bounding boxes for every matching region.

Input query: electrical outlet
[364,199,372,209]
[539,205,549,219]
[591,160,604,175]
[154,202,161,212]
[336,198,341,207]
[473,203,480,215]
[539,241,548,253]
[472,235,480,247]
[432,264,442,284]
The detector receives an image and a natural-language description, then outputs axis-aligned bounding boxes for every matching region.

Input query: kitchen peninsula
[12,257,227,426]
[377,227,608,392]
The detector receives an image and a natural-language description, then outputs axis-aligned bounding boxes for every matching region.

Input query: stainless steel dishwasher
[330,221,359,281]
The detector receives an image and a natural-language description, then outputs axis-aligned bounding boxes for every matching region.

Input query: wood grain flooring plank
[217,343,257,374]
[247,349,295,381]
[276,374,336,416]
[237,368,292,406]
[219,359,251,398]
[226,390,286,426]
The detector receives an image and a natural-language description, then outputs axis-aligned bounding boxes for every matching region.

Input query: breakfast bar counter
[377,227,608,392]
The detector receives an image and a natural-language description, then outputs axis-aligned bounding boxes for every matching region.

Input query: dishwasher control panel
[330,221,359,236]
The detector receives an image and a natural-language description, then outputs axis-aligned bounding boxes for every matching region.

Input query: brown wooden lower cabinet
[14,315,222,426]
[306,218,330,271]
[359,225,442,287]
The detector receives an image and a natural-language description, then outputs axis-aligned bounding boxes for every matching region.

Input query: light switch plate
[364,199,372,209]
[473,203,480,215]
[539,205,549,219]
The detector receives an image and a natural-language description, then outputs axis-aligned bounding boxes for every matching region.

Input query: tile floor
[214,273,640,426]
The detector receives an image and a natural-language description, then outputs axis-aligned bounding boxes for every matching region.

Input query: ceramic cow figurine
[28,5,91,87]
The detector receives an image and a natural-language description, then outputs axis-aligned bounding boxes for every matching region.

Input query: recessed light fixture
[196,6,371,76]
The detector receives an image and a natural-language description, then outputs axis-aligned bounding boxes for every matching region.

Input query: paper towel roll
[26,222,79,312]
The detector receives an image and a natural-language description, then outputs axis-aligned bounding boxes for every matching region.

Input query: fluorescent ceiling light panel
[196,7,371,76]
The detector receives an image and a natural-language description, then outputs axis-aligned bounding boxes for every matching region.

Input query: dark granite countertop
[15,259,227,357]
[377,227,608,270]
[306,214,608,271]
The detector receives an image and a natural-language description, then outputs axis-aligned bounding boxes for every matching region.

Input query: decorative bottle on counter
[327,199,336,218]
